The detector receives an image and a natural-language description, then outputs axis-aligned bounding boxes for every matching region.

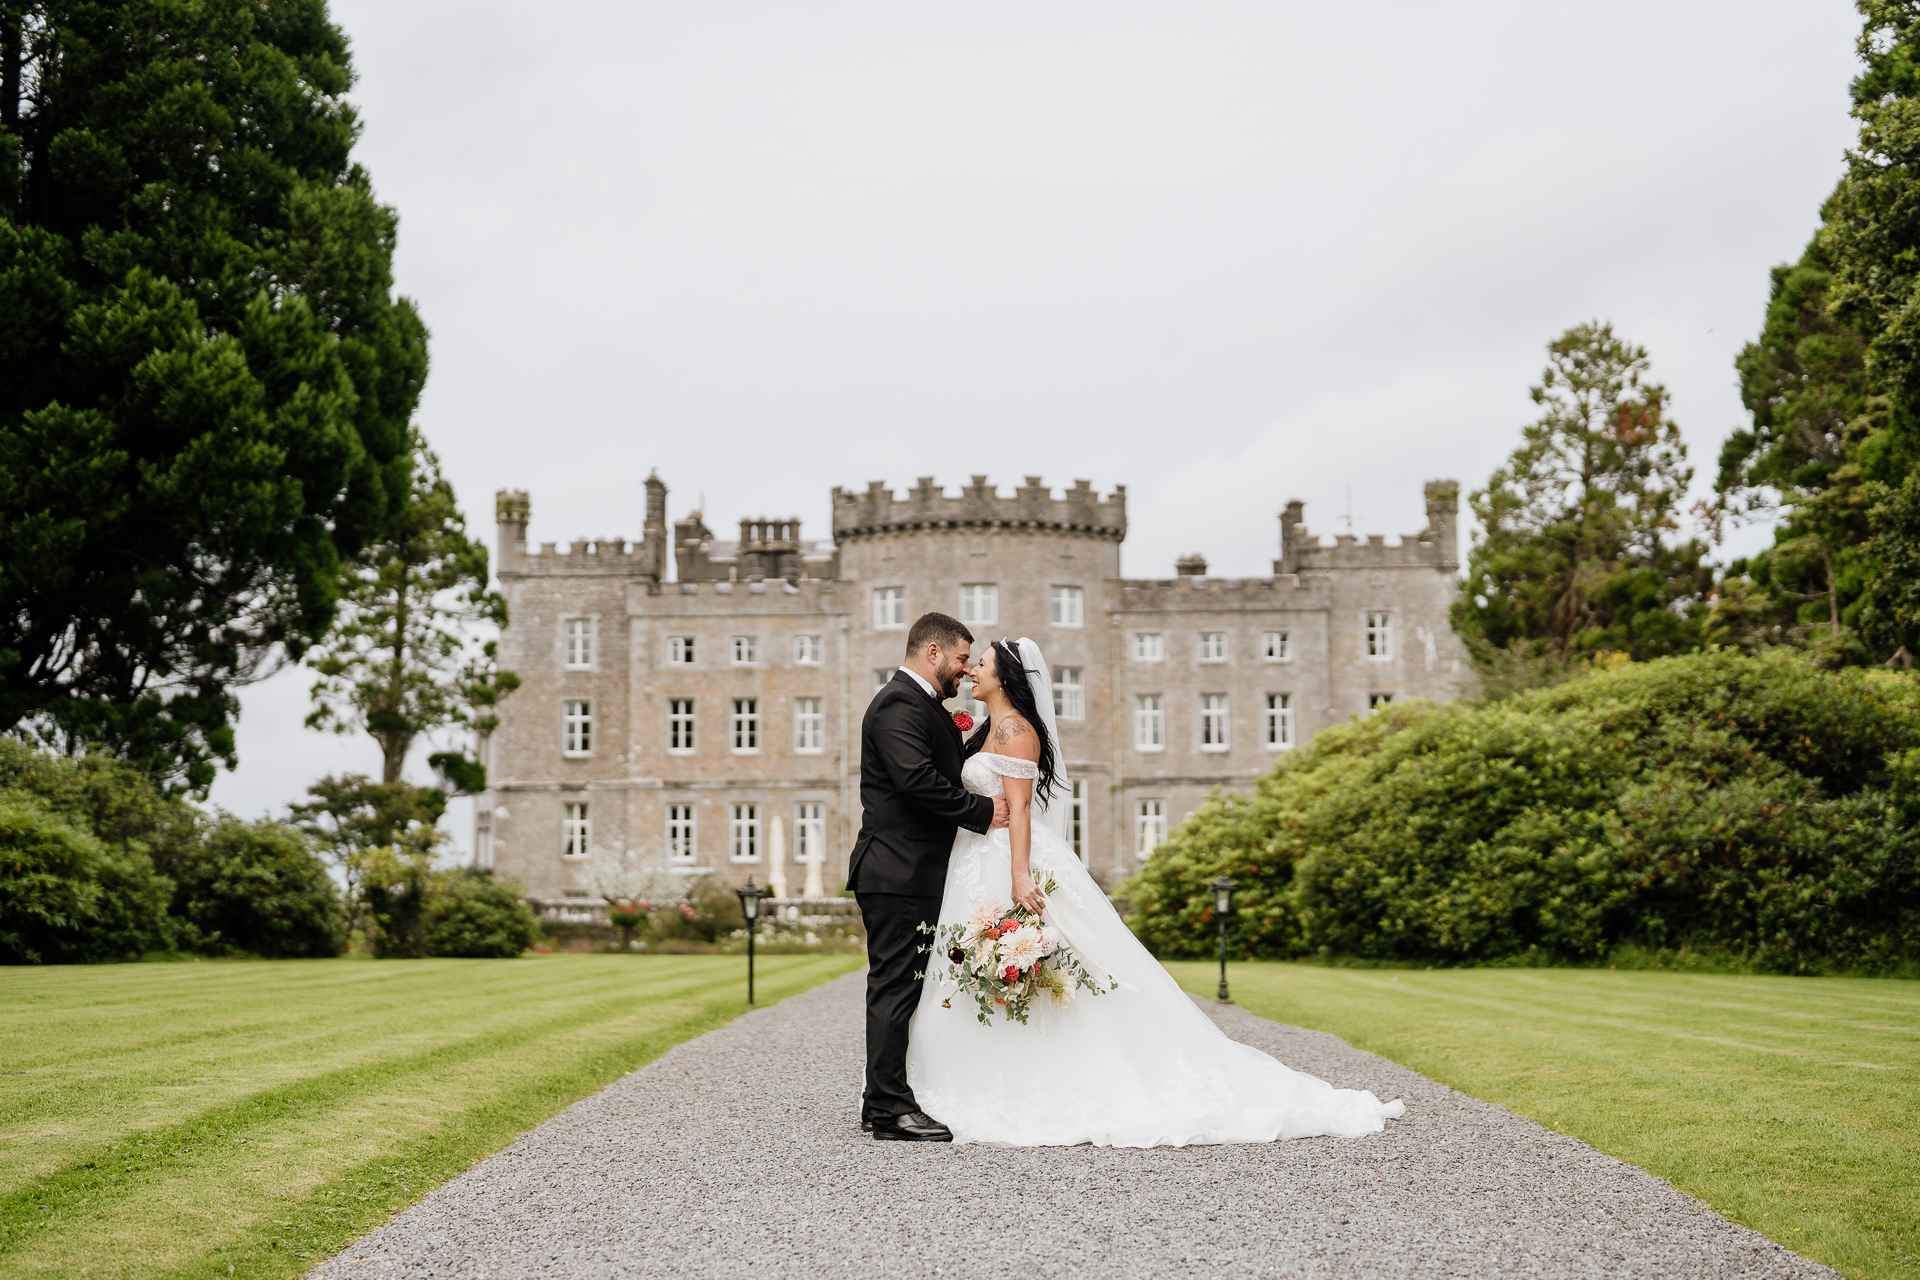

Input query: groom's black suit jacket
[846,670,995,897]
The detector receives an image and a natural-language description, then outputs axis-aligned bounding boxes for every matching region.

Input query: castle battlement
[495,476,670,586]
[1274,480,1459,575]
[831,476,1127,541]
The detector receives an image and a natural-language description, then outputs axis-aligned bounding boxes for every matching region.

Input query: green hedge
[158,817,346,958]
[424,868,542,958]
[0,792,174,962]
[1121,650,1920,973]
[1,739,346,962]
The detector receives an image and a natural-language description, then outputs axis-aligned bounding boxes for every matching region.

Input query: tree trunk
[2,5,21,132]
[1822,540,1840,634]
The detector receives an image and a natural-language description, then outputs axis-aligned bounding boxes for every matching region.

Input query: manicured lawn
[1164,961,1920,1280]
[1,953,860,1280]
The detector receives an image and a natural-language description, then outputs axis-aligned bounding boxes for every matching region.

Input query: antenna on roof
[1339,488,1363,534]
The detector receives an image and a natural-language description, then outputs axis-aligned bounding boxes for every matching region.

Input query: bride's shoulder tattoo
[994,718,1029,745]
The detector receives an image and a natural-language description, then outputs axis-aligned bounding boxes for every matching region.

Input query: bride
[904,637,1405,1147]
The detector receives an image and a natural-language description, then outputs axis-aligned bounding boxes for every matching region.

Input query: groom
[848,611,1007,1142]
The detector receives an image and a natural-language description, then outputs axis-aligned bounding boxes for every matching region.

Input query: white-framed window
[1200,694,1230,750]
[1366,611,1392,659]
[563,700,592,755]
[564,618,593,668]
[668,699,695,753]
[731,698,760,752]
[873,587,907,629]
[793,697,825,753]
[873,668,895,694]
[793,634,823,665]
[668,635,695,665]
[1262,631,1291,662]
[1198,631,1227,662]
[729,803,760,862]
[666,803,696,862]
[1050,586,1084,627]
[959,583,998,627]
[1136,800,1166,857]
[731,635,759,665]
[1369,692,1394,710]
[1133,632,1164,662]
[1134,695,1164,750]
[1067,779,1086,860]
[562,802,591,858]
[1052,667,1084,721]
[1264,693,1293,749]
[795,802,825,864]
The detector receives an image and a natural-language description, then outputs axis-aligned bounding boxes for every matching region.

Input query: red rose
[953,711,974,732]
[1003,965,1020,983]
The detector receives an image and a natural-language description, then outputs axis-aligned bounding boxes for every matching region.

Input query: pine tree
[1454,322,1710,678]
[1713,238,1881,652]
[1819,0,1920,660]
[304,442,518,787]
[0,0,425,791]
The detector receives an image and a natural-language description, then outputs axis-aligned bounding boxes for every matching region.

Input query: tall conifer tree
[0,0,426,790]
[1713,240,1880,652]
[1454,322,1710,678]
[304,442,517,789]
[1795,0,1920,658]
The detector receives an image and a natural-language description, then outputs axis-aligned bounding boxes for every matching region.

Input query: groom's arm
[872,696,996,834]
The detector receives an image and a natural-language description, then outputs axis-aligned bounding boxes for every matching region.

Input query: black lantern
[736,878,765,1005]
[1211,875,1236,1003]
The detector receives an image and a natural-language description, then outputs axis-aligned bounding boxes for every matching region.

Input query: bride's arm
[1002,775,1045,914]
[994,716,1046,914]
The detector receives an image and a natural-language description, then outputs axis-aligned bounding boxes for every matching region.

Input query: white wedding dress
[904,641,1404,1148]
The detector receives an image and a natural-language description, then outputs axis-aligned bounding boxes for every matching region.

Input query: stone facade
[477,473,1469,907]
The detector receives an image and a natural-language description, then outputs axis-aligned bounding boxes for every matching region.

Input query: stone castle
[477,474,1469,908]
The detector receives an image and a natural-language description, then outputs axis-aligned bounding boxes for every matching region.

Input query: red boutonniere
[952,711,974,732]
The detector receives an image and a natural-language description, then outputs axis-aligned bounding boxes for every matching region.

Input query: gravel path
[310,971,1831,1279]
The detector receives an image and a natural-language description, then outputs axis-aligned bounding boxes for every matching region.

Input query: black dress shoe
[871,1110,953,1142]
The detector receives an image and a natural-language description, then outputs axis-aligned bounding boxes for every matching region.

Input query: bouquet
[927,872,1114,1025]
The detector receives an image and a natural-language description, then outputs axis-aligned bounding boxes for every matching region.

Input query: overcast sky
[210,0,1865,843]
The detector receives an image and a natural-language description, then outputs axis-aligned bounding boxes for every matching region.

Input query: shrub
[158,818,345,958]
[651,874,745,945]
[0,791,174,963]
[356,847,432,958]
[1122,649,1920,973]
[422,869,540,958]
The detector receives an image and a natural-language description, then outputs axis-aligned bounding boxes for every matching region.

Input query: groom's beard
[938,672,960,699]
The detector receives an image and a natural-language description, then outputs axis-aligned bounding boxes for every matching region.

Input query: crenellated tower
[831,475,1127,543]
[495,473,670,591]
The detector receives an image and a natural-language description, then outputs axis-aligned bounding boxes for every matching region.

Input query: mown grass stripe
[1168,962,1919,1280]
[0,967,747,1258]
[150,977,828,1280]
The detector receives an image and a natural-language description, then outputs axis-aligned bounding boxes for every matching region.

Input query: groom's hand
[989,798,1010,829]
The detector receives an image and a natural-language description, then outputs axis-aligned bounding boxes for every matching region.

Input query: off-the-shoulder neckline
[974,751,1039,765]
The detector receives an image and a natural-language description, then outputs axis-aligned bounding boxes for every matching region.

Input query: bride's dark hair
[963,639,1059,809]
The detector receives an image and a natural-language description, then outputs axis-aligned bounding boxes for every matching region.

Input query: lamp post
[1211,875,1236,1003]
[736,878,765,1005]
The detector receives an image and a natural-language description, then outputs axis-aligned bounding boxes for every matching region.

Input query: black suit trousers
[856,890,943,1119]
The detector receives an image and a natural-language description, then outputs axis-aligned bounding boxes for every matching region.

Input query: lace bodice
[961,751,1039,797]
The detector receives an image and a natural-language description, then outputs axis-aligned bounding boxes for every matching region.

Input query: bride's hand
[1011,871,1046,916]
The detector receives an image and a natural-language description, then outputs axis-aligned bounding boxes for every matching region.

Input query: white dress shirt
[897,665,939,699]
